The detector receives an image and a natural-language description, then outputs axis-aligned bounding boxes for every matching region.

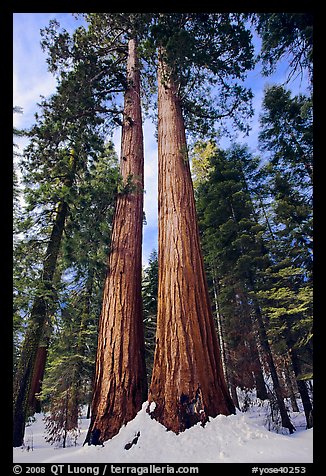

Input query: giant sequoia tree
[85,16,148,444]
[147,13,255,432]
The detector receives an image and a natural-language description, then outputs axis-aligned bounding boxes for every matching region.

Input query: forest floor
[13,396,313,464]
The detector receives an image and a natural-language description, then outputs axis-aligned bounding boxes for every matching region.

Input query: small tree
[142,250,159,383]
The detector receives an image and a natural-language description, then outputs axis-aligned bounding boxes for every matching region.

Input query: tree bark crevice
[85,37,147,445]
[148,50,235,434]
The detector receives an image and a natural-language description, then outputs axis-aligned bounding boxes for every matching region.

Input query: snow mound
[13,402,313,464]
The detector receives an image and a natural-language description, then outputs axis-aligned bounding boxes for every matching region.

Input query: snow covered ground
[13,398,312,464]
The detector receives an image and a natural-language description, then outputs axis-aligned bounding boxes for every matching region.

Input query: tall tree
[85,28,147,445]
[13,27,124,445]
[194,142,297,433]
[193,143,270,401]
[147,13,255,432]
[33,143,119,419]
[258,84,313,429]
[259,85,313,185]
[13,147,77,447]
[148,51,235,431]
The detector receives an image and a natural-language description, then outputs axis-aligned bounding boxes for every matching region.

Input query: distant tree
[41,302,82,448]
[194,141,296,433]
[142,250,158,383]
[13,143,78,447]
[13,107,26,370]
[37,143,119,428]
[193,142,270,400]
[259,85,313,184]
[257,83,313,429]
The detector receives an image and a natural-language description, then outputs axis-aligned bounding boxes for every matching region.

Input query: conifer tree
[13,29,124,445]
[83,15,148,444]
[194,142,296,433]
[259,85,313,185]
[148,13,255,432]
[193,143,270,399]
[258,85,313,428]
[249,13,313,84]
[142,250,159,383]
[39,143,119,444]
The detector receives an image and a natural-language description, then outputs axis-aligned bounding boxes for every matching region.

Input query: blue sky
[13,13,310,266]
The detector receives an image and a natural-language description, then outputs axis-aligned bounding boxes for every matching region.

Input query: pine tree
[37,143,119,431]
[38,142,119,444]
[194,143,270,400]
[13,29,124,445]
[258,85,313,429]
[41,309,82,449]
[13,146,77,447]
[142,250,159,384]
[194,141,296,433]
[249,13,313,84]
[259,85,313,185]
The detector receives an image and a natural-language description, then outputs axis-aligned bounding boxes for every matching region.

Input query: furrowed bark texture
[148,53,235,433]
[87,38,147,444]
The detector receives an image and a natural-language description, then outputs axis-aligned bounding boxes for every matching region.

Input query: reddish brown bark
[28,344,48,413]
[86,38,147,444]
[148,52,235,433]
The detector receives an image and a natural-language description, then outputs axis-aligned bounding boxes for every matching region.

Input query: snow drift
[13,400,312,464]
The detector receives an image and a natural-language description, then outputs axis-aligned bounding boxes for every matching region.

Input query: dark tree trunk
[211,274,228,384]
[13,197,71,447]
[236,288,269,401]
[283,358,300,413]
[288,347,313,429]
[230,383,240,410]
[252,300,296,434]
[248,338,269,401]
[28,343,48,413]
[148,50,235,433]
[85,37,147,445]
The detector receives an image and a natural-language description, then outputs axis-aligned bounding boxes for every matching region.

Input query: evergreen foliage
[194,142,270,393]
[248,13,313,84]
[13,24,122,446]
[142,250,158,383]
[39,143,119,447]
[13,12,313,444]
[148,13,255,137]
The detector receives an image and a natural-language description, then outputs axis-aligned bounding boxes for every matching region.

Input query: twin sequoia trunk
[86,38,147,444]
[148,55,235,432]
